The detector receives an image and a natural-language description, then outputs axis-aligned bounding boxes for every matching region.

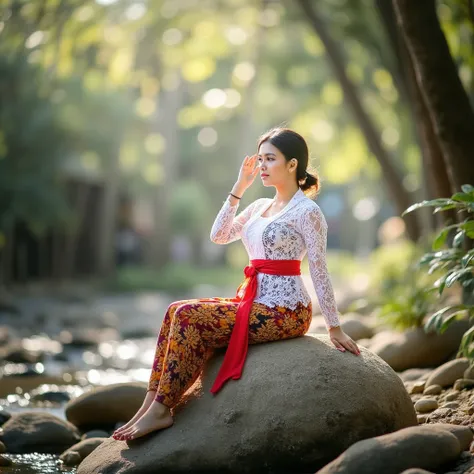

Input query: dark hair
[256,127,320,198]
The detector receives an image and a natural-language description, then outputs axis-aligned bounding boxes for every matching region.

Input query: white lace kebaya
[210,188,341,329]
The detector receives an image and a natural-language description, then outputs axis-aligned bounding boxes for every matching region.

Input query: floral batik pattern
[148,297,312,408]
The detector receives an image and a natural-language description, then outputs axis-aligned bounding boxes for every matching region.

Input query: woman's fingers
[333,337,360,355]
[331,338,346,352]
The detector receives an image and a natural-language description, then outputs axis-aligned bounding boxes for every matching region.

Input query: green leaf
[452,192,474,203]
[433,228,450,250]
[461,184,474,194]
[402,199,457,216]
[461,221,474,239]
[453,230,465,248]
[461,252,474,268]
[446,268,474,287]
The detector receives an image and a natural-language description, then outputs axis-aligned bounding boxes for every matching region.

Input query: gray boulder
[65,382,147,430]
[424,358,470,388]
[77,334,416,474]
[316,425,461,474]
[0,411,80,454]
[370,321,469,371]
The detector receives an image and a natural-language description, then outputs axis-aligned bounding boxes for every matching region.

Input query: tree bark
[393,0,474,191]
[297,0,421,242]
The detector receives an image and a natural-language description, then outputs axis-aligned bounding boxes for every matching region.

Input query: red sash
[210,259,301,394]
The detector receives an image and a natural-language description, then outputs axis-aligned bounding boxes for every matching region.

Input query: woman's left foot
[116,401,173,441]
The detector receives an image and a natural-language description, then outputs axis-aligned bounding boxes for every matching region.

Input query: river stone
[423,385,442,396]
[0,455,12,467]
[340,316,374,341]
[0,411,80,454]
[60,438,105,465]
[400,470,435,474]
[370,321,469,371]
[434,423,473,451]
[414,398,438,413]
[424,358,470,388]
[77,334,416,474]
[453,378,474,391]
[316,425,461,474]
[65,382,147,430]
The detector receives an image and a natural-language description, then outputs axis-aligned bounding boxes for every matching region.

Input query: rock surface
[0,411,80,454]
[424,358,470,388]
[370,321,469,371]
[65,382,147,430]
[77,335,416,474]
[60,438,106,465]
[316,425,461,474]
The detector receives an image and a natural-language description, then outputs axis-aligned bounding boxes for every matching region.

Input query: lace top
[210,188,340,329]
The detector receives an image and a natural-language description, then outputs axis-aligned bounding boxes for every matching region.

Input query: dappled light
[0,0,474,472]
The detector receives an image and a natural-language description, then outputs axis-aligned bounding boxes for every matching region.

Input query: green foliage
[0,54,72,234]
[404,185,474,358]
[366,240,439,330]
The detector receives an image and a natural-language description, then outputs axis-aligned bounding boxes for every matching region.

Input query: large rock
[65,382,147,430]
[370,321,469,371]
[340,316,374,341]
[424,358,470,388]
[77,335,416,474]
[0,411,80,454]
[316,425,461,474]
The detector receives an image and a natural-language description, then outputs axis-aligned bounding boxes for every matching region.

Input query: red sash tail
[210,259,301,394]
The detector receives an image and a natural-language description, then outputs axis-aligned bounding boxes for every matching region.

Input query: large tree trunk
[297,0,421,242]
[376,0,453,230]
[393,0,474,191]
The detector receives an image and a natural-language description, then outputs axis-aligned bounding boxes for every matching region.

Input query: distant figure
[112,128,360,441]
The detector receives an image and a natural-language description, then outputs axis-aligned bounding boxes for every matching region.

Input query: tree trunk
[393,0,474,191]
[149,72,185,268]
[97,150,120,276]
[376,0,453,231]
[297,0,421,242]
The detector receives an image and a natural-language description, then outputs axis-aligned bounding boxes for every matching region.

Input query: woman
[113,128,360,441]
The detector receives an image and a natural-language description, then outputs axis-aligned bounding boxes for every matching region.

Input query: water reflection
[1,453,76,474]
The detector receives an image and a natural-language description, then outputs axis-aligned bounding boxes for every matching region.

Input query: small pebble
[454,378,474,391]
[423,384,442,396]
[417,414,429,424]
[441,401,460,409]
[410,380,426,394]
[445,392,459,401]
[415,398,438,413]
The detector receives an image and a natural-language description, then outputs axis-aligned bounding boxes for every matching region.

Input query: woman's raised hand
[237,154,259,190]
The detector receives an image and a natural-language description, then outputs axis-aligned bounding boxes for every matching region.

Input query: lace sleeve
[210,198,261,245]
[301,205,341,329]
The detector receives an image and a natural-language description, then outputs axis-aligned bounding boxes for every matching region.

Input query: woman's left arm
[301,206,360,356]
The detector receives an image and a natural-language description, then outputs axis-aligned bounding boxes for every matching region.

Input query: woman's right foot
[112,390,157,438]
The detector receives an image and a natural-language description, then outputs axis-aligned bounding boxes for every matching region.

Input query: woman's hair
[257,127,320,198]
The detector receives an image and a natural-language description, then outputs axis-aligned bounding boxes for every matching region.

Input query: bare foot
[112,390,157,438]
[116,401,173,441]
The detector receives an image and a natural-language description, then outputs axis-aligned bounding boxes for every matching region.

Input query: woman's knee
[173,303,195,321]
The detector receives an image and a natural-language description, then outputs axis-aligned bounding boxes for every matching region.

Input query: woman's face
[257,141,296,187]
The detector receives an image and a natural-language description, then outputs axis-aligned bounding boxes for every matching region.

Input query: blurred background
[1,0,472,299]
[1,0,474,470]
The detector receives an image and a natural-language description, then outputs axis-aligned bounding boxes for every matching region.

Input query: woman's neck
[273,184,300,204]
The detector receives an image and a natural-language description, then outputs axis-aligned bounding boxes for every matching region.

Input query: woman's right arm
[210,195,261,244]
[210,155,260,245]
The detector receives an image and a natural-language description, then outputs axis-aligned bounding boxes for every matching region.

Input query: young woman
[112,128,360,441]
